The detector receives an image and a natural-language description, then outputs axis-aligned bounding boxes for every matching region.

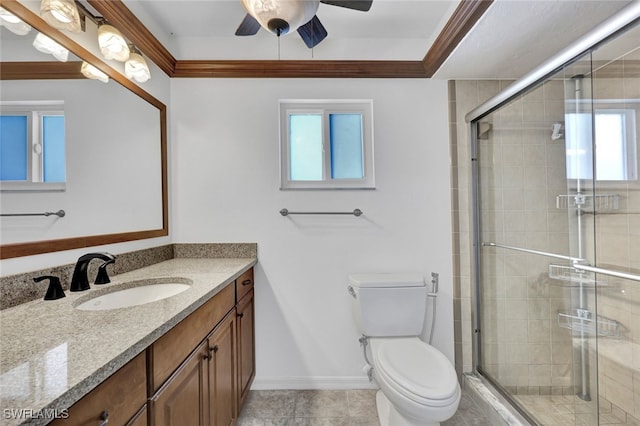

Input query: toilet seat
[371,337,460,408]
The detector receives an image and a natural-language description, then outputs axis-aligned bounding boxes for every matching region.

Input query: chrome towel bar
[0,209,65,218]
[572,263,640,283]
[482,242,586,263]
[280,208,363,217]
[483,241,640,283]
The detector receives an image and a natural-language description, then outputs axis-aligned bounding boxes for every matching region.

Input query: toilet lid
[374,338,459,403]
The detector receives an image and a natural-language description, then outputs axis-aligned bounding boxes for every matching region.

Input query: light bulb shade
[125,52,151,83]
[33,33,69,62]
[0,8,31,35]
[81,61,109,83]
[240,0,319,35]
[98,24,130,62]
[40,0,81,33]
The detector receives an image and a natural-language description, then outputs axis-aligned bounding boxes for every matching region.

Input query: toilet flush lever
[347,286,357,299]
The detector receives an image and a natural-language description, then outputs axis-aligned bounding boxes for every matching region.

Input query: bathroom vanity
[0,257,256,426]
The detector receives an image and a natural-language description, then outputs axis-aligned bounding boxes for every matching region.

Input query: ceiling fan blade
[297,15,328,48]
[235,13,261,36]
[320,0,372,12]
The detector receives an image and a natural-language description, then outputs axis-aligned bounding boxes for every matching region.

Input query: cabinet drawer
[51,352,146,426]
[236,268,254,303]
[149,283,235,393]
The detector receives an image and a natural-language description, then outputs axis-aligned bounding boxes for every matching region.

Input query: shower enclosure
[468,8,640,426]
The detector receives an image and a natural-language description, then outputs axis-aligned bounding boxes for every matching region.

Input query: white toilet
[348,273,460,426]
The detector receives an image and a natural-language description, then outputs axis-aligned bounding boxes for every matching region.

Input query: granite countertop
[0,257,257,426]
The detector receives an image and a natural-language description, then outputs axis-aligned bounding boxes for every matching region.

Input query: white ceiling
[121,0,635,79]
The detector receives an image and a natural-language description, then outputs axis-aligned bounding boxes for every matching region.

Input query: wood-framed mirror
[0,0,168,260]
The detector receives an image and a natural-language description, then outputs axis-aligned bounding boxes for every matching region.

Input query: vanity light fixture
[33,33,69,62]
[0,7,31,35]
[81,61,109,83]
[98,23,130,62]
[40,0,82,33]
[125,49,151,83]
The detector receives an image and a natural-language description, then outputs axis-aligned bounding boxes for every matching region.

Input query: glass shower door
[474,52,600,425]
[472,17,640,426]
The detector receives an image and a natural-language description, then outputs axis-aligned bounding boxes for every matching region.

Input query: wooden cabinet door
[152,341,209,426]
[207,312,237,426]
[236,289,255,410]
[51,353,146,426]
[126,405,147,426]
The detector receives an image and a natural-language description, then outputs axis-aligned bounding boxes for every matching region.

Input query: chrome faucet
[70,252,116,292]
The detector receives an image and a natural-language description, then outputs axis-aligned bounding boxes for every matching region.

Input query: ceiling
[114,0,634,80]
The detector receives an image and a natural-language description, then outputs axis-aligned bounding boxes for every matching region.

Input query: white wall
[171,78,453,388]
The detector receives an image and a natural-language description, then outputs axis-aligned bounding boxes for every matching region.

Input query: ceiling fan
[235,0,373,48]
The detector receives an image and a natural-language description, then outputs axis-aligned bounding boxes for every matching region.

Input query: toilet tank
[348,273,426,337]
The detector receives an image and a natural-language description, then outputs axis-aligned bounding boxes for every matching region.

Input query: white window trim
[0,101,66,191]
[279,99,375,190]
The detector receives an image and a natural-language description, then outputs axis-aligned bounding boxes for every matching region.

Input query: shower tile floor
[237,388,492,425]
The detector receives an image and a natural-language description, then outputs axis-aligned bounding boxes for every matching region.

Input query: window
[565,107,637,181]
[279,99,374,189]
[0,101,66,191]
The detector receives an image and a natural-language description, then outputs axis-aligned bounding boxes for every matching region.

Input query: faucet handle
[95,259,116,285]
[34,275,66,300]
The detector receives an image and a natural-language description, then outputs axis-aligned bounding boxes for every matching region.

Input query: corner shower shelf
[557,309,620,337]
[548,264,607,287]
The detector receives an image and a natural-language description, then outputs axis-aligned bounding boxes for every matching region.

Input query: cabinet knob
[98,410,109,426]
[203,353,212,360]
[210,345,219,353]
[237,313,244,319]
[241,279,252,286]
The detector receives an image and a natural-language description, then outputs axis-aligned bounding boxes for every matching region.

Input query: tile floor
[237,389,492,426]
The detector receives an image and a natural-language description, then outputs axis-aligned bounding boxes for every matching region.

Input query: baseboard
[251,376,379,390]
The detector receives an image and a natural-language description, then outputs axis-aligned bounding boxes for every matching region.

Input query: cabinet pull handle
[238,313,244,319]
[210,345,219,353]
[241,279,252,286]
[99,410,109,426]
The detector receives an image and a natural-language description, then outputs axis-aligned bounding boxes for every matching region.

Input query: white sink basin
[75,279,191,311]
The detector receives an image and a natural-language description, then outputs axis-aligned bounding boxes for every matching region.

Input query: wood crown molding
[422,0,494,77]
[173,60,429,78]
[87,0,493,78]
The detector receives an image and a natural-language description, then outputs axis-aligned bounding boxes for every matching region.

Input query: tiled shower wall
[450,79,575,391]
[450,79,504,378]
[590,57,640,421]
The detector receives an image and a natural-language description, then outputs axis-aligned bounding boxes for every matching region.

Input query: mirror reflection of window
[565,105,638,181]
[0,102,66,190]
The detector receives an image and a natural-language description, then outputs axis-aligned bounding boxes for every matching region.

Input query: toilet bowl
[347,273,460,425]
[370,337,460,426]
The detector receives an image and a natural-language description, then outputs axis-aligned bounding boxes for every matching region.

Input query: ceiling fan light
[33,32,69,62]
[81,61,109,83]
[98,24,130,62]
[125,52,151,83]
[241,0,319,36]
[0,7,31,35]
[40,0,81,33]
